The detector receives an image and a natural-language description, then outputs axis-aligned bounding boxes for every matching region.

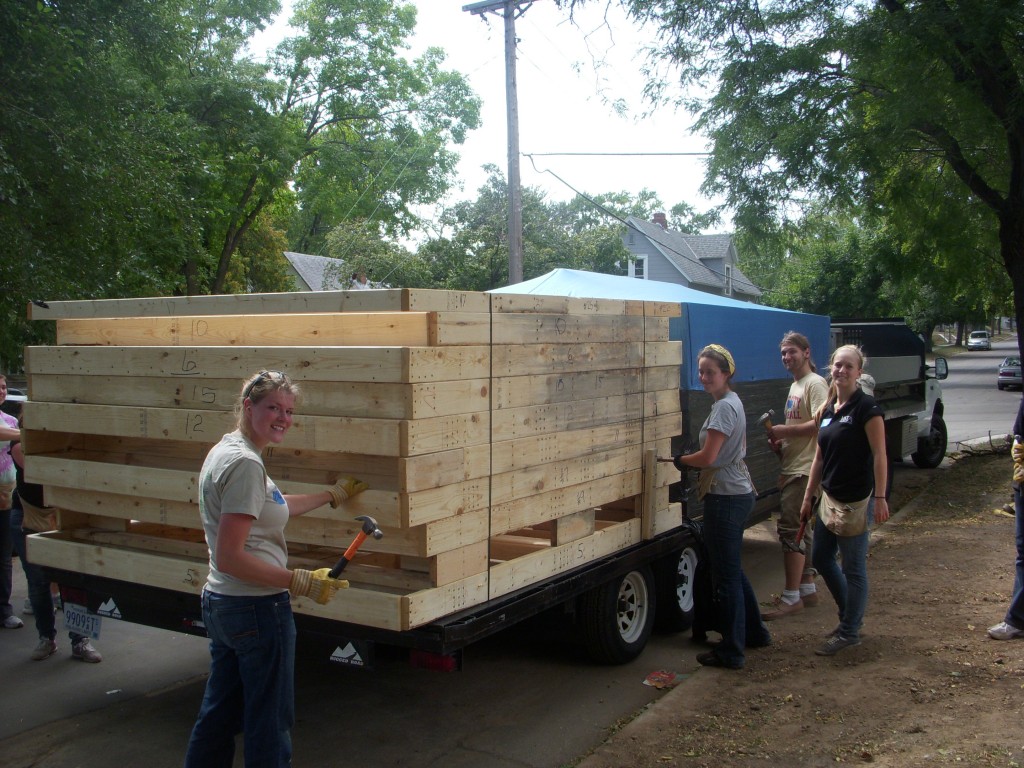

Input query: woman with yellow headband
[667,344,770,669]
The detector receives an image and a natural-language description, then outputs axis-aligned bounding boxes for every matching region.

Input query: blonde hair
[235,370,300,427]
[814,345,868,424]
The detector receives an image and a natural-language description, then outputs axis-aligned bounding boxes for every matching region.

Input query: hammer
[329,515,383,578]
[757,408,775,432]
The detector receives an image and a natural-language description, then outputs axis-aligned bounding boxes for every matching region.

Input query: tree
[411,167,672,291]
[0,1,481,368]
[185,0,482,292]
[566,1,1024,356]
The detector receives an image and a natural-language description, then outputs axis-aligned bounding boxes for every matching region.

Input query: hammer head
[758,409,775,430]
[355,514,384,540]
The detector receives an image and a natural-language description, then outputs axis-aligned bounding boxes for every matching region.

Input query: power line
[523,151,712,157]
[523,154,763,295]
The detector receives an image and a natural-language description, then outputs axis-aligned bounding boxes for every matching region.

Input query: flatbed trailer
[42,524,699,669]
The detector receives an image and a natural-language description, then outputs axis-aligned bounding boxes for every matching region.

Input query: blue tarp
[491,269,831,390]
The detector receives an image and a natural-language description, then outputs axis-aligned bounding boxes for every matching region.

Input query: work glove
[289,567,349,605]
[327,477,369,508]
[1013,439,1024,483]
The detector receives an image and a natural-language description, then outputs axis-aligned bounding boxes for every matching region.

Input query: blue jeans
[184,589,297,768]
[0,506,12,620]
[702,493,770,666]
[811,506,871,641]
[1006,485,1024,628]
[10,504,85,643]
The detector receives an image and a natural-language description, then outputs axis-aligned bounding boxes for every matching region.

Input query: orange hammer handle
[342,530,368,561]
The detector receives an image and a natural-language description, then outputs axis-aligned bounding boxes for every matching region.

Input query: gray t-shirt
[700,390,753,495]
[199,431,290,596]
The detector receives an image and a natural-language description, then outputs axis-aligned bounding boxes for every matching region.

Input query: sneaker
[22,598,33,615]
[762,596,804,621]
[800,591,820,607]
[71,639,103,663]
[3,615,25,629]
[815,634,862,656]
[987,621,1024,641]
[31,637,58,661]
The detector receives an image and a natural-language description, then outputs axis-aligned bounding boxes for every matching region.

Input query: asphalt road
[940,335,1022,448]
[1,340,1019,768]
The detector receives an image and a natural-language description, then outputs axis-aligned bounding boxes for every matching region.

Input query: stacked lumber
[22,288,681,631]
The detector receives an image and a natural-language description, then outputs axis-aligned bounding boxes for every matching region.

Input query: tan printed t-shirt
[779,370,829,476]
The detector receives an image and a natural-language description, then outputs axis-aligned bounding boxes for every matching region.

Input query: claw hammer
[329,514,383,578]
[757,408,775,433]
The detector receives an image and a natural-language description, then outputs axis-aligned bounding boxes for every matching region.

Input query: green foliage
[0,0,481,368]
[566,0,1024,356]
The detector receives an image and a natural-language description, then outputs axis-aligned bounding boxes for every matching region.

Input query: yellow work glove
[1013,439,1024,483]
[327,477,369,508]
[289,568,349,605]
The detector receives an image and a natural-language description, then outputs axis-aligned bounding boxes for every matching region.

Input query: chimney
[652,212,667,229]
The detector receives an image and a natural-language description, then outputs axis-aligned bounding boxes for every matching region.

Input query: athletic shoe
[815,634,861,656]
[31,637,58,661]
[987,621,1024,641]
[71,639,103,663]
[22,598,33,615]
[3,615,24,629]
[762,596,804,621]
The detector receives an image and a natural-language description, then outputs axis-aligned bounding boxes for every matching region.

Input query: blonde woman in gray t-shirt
[185,370,368,768]
[667,345,771,670]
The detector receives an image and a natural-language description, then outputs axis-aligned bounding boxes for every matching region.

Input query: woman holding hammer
[185,370,367,768]
[665,345,771,670]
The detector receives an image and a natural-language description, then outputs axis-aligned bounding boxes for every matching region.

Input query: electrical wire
[523,153,763,295]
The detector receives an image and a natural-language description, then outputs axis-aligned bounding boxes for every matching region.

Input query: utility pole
[463,0,534,285]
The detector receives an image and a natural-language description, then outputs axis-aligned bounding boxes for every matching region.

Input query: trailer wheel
[911,415,948,469]
[579,567,656,664]
[654,546,698,633]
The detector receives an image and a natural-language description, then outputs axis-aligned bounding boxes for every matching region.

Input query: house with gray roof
[621,213,762,302]
[282,251,347,291]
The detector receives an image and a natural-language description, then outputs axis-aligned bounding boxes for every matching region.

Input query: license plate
[63,603,102,640]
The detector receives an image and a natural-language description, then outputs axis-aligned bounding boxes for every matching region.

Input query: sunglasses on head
[242,370,286,400]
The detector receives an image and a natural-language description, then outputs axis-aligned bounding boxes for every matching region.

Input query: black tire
[579,566,656,664]
[911,415,948,469]
[654,546,699,633]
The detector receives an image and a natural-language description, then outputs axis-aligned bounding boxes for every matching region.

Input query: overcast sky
[251,1,725,229]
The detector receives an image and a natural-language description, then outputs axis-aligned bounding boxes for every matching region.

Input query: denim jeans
[811,506,871,641]
[0,507,12,620]
[10,504,85,643]
[702,492,770,666]
[1006,485,1024,628]
[184,589,297,768]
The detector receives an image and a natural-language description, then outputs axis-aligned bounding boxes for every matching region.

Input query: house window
[630,256,647,279]
[725,264,732,296]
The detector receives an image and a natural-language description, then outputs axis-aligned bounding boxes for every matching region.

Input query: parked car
[1,386,26,419]
[998,357,1022,390]
[967,330,992,351]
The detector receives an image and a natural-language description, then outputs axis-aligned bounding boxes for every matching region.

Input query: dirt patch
[578,450,1024,768]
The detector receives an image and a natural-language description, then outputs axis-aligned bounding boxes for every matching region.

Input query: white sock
[800,583,817,597]
[781,589,801,605]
